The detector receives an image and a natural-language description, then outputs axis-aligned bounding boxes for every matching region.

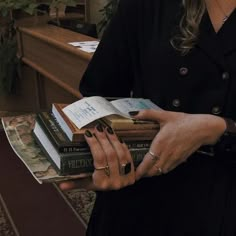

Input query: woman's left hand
[132,109,226,180]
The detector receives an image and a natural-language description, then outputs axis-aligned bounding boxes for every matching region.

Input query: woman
[60,0,236,235]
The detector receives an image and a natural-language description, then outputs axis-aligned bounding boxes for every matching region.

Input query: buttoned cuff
[222,118,236,136]
[215,118,236,153]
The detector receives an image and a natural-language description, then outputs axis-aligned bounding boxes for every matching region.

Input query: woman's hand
[59,124,135,191]
[131,109,226,180]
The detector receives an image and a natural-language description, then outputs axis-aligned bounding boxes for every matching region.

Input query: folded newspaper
[1,114,89,184]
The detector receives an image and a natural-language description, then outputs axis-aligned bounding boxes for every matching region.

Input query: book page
[63,96,162,129]
[111,98,161,116]
[63,96,124,129]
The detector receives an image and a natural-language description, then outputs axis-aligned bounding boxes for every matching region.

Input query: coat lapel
[217,9,236,55]
[196,12,226,68]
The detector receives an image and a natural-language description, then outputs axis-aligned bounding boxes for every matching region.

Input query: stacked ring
[95,165,110,177]
[148,151,160,161]
[157,167,163,175]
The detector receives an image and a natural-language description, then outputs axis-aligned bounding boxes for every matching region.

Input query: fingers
[59,177,95,191]
[84,124,135,190]
[105,127,135,186]
[85,129,110,181]
[136,146,190,180]
[135,151,161,180]
[107,130,134,173]
[129,109,169,123]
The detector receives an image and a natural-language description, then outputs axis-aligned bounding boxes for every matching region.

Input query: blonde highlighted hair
[171,0,206,55]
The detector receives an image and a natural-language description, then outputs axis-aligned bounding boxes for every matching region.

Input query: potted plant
[48,0,78,26]
[0,0,40,95]
[97,0,119,33]
[0,0,80,95]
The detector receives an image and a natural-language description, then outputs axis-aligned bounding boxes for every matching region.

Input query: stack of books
[33,96,161,176]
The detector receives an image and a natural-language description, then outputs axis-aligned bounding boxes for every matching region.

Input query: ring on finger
[94,165,110,177]
[119,162,132,176]
[156,167,163,175]
[154,165,163,175]
[148,151,160,161]
[157,167,163,175]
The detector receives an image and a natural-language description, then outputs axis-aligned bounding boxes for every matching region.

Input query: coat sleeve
[215,118,236,154]
[79,0,137,98]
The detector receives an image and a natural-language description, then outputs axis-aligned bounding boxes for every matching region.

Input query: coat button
[179,67,188,76]
[172,99,181,107]
[212,106,221,115]
[222,72,230,80]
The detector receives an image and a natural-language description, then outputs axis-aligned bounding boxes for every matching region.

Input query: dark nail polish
[106,127,114,134]
[118,137,124,143]
[96,124,104,132]
[85,130,93,137]
[129,111,139,116]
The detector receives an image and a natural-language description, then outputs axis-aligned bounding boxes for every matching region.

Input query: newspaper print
[1,114,89,184]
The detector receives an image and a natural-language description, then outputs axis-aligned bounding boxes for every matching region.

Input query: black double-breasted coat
[79,0,236,235]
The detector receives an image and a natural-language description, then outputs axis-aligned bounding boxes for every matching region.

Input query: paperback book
[52,97,160,142]
[62,96,161,129]
[53,102,158,142]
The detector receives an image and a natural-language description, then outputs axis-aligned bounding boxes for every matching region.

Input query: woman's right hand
[59,124,136,191]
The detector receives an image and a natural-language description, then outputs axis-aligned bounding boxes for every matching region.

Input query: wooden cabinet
[15,24,95,111]
[0,1,92,115]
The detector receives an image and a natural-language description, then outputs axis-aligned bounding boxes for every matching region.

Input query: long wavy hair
[171,0,206,55]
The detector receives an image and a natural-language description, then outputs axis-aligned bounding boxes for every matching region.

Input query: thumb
[129,109,168,123]
[59,177,95,191]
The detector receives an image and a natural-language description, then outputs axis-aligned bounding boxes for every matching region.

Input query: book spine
[37,112,88,153]
[60,146,89,153]
[59,148,149,175]
[125,140,151,149]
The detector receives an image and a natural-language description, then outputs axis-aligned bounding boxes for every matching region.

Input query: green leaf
[1,8,9,17]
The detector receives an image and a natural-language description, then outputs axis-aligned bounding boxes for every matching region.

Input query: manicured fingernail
[106,127,114,134]
[96,124,104,132]
[118,137,124,143]
[85,130,93,137]
[129,111,139,116]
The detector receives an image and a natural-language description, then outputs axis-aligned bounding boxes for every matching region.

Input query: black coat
[81,0,236,118]
[80,0,236,235]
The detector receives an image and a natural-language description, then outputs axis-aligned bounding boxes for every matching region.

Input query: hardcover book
[37,111,152,153]
[33,121,151,175]
[36,112,88,153]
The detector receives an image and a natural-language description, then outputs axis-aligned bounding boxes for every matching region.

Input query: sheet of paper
[68,41,99,53]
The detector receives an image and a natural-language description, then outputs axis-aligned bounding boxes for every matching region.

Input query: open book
[52,103,159,142]
[62,96,161,130]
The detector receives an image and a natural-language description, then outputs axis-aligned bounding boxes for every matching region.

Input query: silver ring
[94,165,110,177]
[157,167,163,175]
[148,151,160,161]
